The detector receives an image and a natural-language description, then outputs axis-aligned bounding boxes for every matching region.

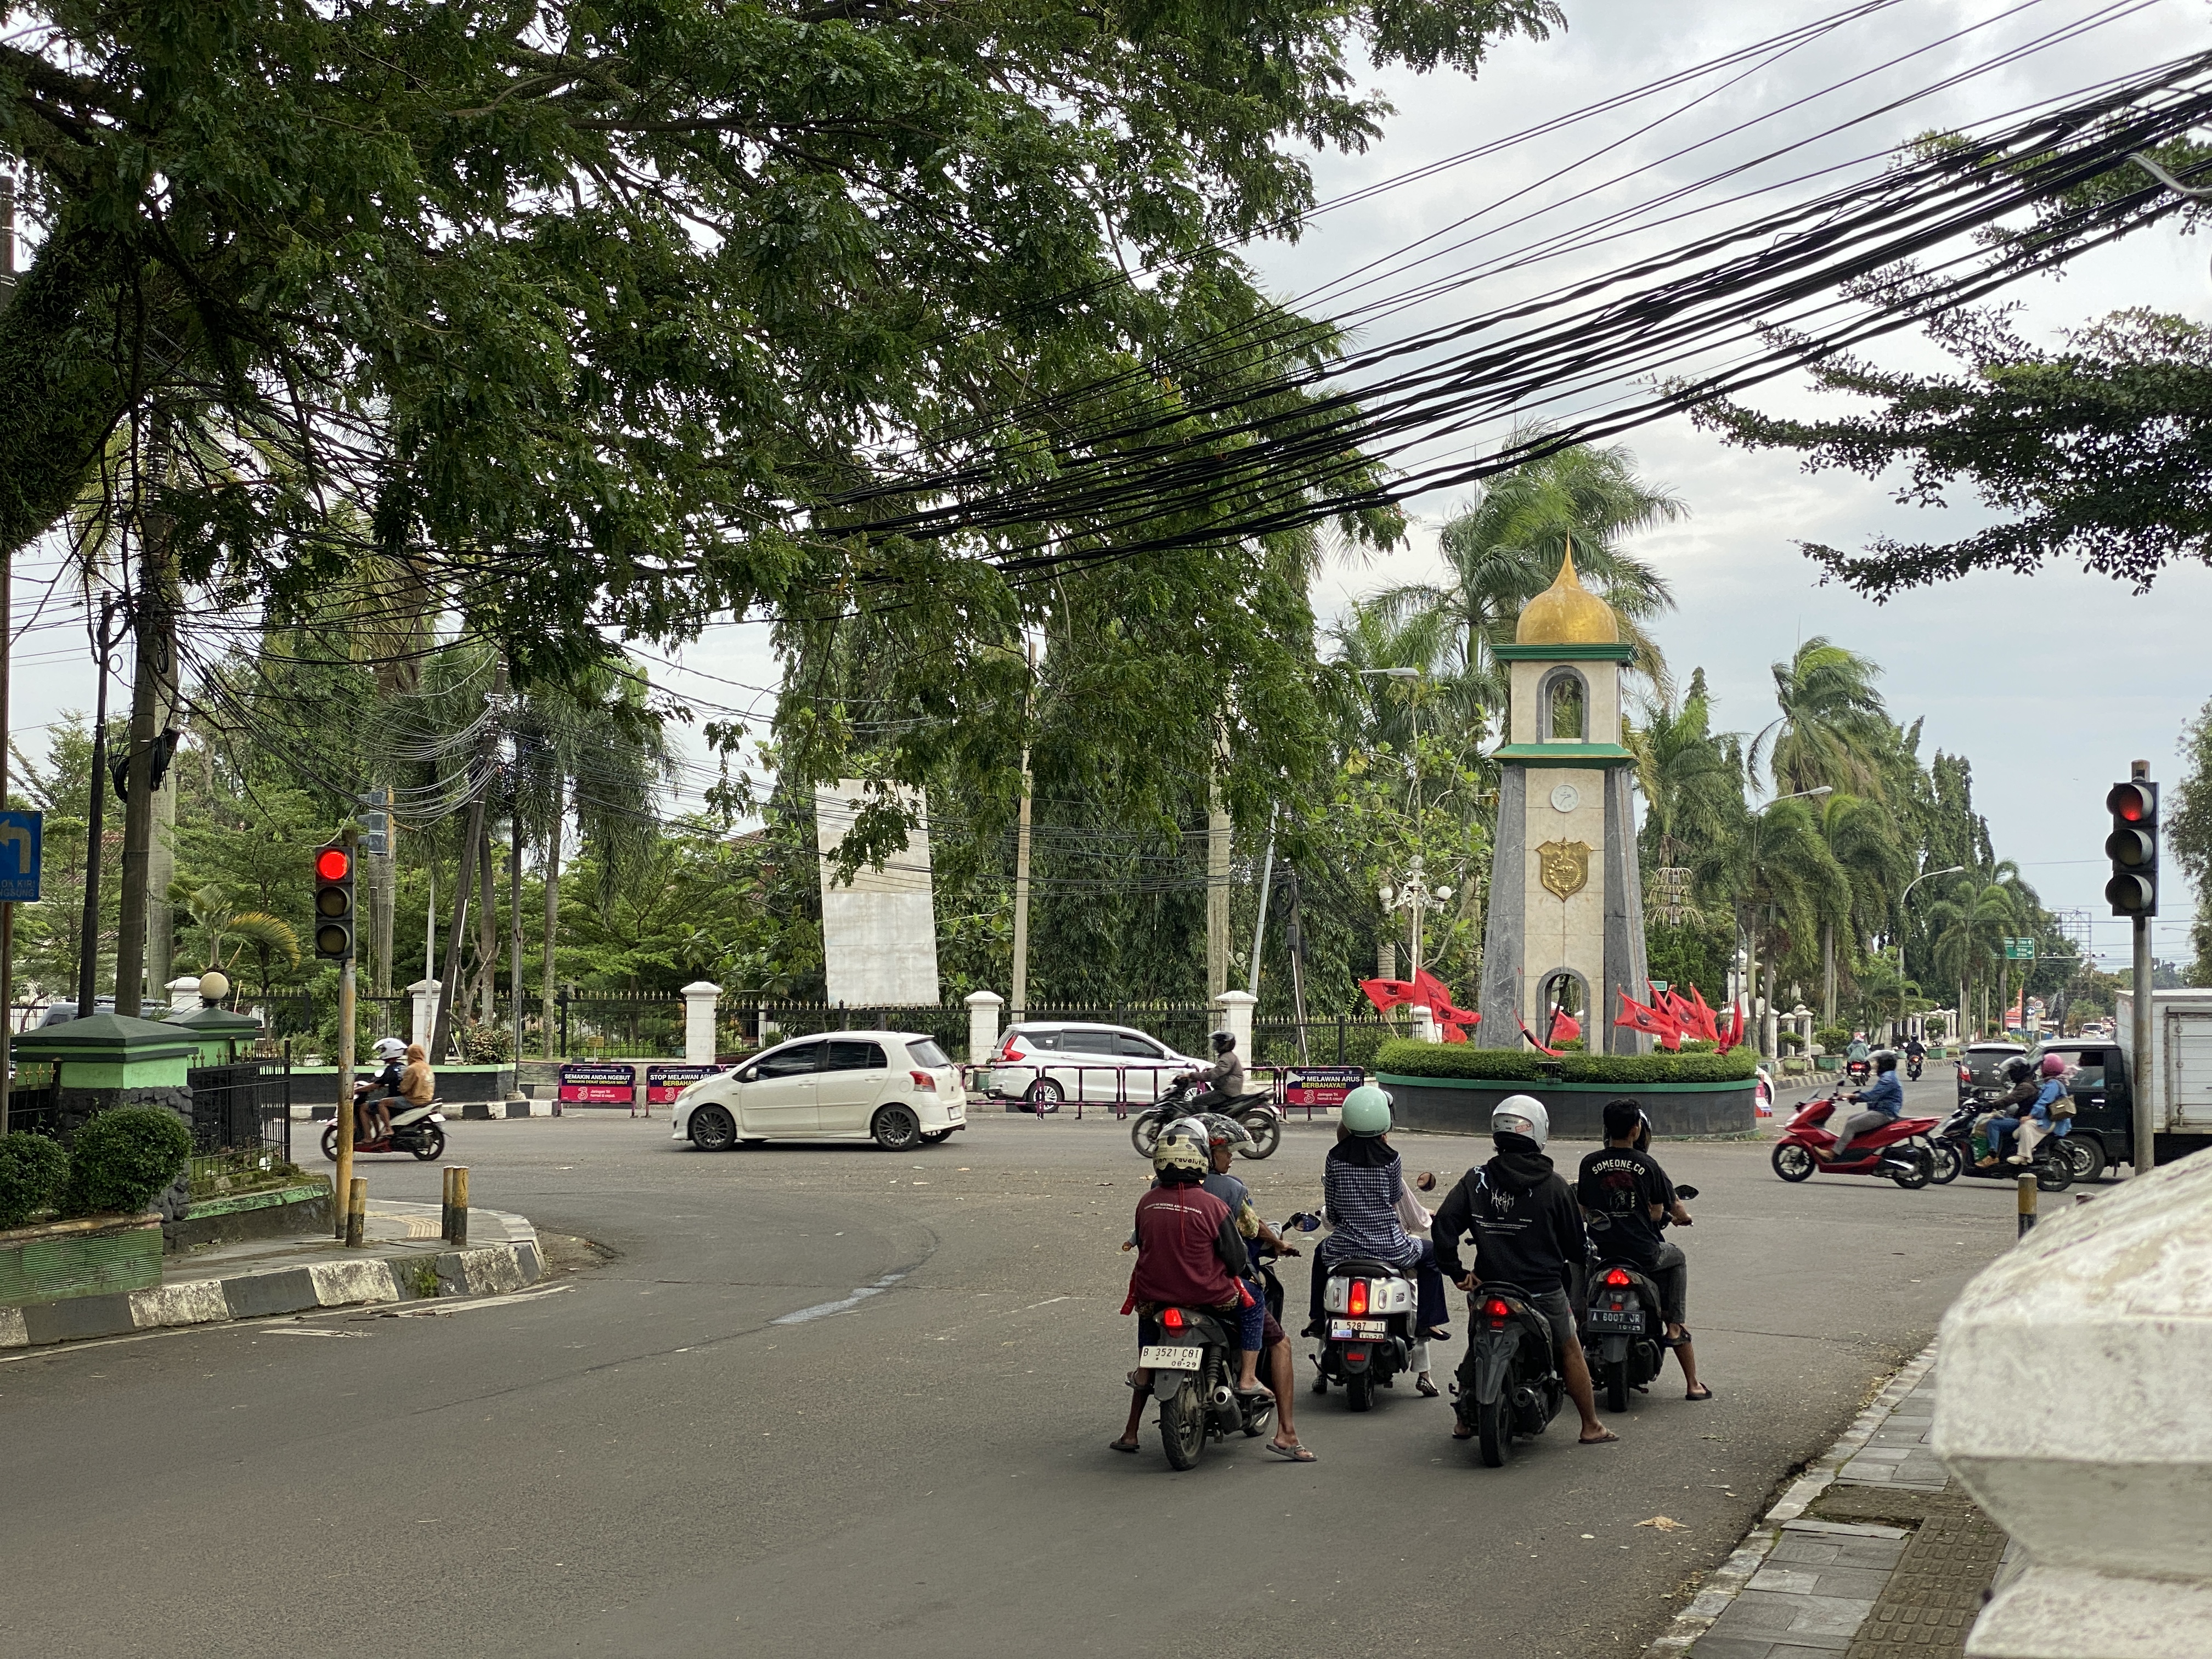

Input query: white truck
[2114,989,2212,1164]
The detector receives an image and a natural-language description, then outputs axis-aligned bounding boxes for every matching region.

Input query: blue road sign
[0,811,41,902]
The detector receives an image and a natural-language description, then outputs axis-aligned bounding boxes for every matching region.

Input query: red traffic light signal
[315,847,352,883]
[314,841,356,961]
[2107,782,2155,824]
[2104,779,2158,919]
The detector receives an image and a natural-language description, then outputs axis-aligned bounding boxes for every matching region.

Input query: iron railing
[185,1054,293,1186]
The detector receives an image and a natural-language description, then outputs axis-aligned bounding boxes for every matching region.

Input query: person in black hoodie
[1432,1094,1617,1446]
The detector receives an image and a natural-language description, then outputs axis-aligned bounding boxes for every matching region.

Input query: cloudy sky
[11,0,2208,972]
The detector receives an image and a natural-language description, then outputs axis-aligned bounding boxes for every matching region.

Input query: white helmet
[1492,1094,1551,1148]
[373,1037,408,1061]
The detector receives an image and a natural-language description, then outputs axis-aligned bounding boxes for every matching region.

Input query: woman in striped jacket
[1306,1087,1451,1356]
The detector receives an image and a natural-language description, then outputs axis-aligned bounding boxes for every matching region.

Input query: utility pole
[76,599,125,1015]
[1247,802,1278,998]
[430,658,505,1063]
[1009,636,1036,1023]
[334,824,360,1242]
[510,788,525,1065]
[1206,769,1231,1002]
[114,439,178,1018]
[1284,862,1311,1065]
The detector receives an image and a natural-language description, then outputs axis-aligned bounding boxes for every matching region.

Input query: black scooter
[1455,1280,1565,1466]
[1579,1184,1698,1413]
[1906,1054,1924,1082]
[1926,1100,2072,1190]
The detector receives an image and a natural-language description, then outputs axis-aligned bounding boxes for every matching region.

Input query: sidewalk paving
[1,1199,543,1351]
[1647,1342,2009,1659]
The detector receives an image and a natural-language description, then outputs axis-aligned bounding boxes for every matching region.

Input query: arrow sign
[0,811,40,902]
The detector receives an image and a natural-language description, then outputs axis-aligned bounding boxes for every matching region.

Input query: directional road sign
[0,810,42,902]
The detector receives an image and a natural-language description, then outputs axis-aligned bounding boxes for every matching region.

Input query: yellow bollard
[2017,1172,2037,1238]
[346,1176,366,1249]
[439,1166,454,1243]
[449,1165,469,1249]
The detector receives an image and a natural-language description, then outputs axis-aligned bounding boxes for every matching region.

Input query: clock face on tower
[1549,783,1581,814]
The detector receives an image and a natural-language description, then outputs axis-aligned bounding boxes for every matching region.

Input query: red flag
[1359,978,1415,1015]
[1716,1001,1746,1056]
[1685,984,1722,1044]
[1546,1006,1582,1046]
[1617,989,1684,1049]
[1361,973,1479,1042]
[1519,1019,1564,1058]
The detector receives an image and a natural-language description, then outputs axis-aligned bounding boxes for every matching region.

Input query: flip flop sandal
[1109,1438,1141,1454]
[1577,1429,1622,1446]
[1265,1440,1318,1463]
[1233,1384,1275,1400]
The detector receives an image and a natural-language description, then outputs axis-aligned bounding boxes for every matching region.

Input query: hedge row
[1374,1041,1759,1084]
[0,1108,193,1230]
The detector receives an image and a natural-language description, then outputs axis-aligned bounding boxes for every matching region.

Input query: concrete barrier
[1376,1072,1758,1139]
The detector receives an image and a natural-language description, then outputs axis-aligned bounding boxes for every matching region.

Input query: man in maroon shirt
[1110,1135,1249,1453]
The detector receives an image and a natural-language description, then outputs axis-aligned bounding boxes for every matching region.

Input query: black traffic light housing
[2104,780,2158,918]
[314,843,356,961]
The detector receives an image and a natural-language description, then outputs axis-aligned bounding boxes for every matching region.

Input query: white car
[672,1031,966,1151]
[985,1021,1206,1110]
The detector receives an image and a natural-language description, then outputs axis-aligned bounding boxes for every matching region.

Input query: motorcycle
[1312,1253,1420,1411]
[1580,1184,1699,1413]
[1925,1099,2073,1191]
[323,1097,448,1162]
[1846,1057,1873,1087]
[1455,1280,1566,1466]
[1906,1054,1924,1082]
[1770,1095,1938,1188]
[1130,1077,1280,1160]
[1137,1301,1274,1470]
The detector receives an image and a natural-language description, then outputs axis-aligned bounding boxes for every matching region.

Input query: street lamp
[1740,787,1833,1056]
[1893,865,1965,1045]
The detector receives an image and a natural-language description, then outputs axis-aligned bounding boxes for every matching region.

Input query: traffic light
[2104,780,2158,918]
[314,843,356,960]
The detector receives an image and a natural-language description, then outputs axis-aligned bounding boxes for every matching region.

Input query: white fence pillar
[681,981,721,1064]
[1409,1004,1438,1045]
[964,990,1004,1065]
[408,978,440,1048]
[1936,1152,2212,1657]
[1216,989,1257,1059]
[166,976,202,1015]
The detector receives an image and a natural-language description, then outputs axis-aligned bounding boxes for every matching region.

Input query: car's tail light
[1162,1307,1184,1330]
[1347,1279,1369,1318]
[909,1069,934,1088]
[1000,1036,1023,1060]
[1604,1267,1633,1288]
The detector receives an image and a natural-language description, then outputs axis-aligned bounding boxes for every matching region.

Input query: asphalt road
[0,1074,2045,1658]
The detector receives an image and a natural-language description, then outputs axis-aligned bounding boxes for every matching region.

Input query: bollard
[346,1176,366,1249]
[448,1165,469,1248]
[439,1166,455,1243]
[2017,1171,2037,1238]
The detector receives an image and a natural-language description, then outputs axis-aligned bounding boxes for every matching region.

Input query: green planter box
[1814,1055,1843,1072]
[1375,1073,1756,1140]
[0,1214,163,1307]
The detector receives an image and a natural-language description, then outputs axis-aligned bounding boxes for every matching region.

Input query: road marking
[771,1269,910,1325]
[374,1285,573,1318]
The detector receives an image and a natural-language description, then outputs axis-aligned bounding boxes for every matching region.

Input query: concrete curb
[1639,1339,1941,1658]
[0,1211,541,1352]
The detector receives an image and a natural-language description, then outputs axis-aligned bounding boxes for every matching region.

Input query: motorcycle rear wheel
[2061,1136,2106,1184]
[1771,1143,1815,1183]
[1159,1379,1207,1470]
[410,1125,447,1162]
[2034,1155,2072,1193]
[1476,1396,1513,1468]
[1236,1110,1280,1160]
[1888,1148,1933,1190]
[1604,1358,1630,1414]
[1345,1369,1375,1413]
[1130,1113,1163,1157]
[1928,1142,1963,1184]
[320,1124,340,1163]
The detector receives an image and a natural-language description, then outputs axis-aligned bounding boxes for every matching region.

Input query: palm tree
[168,882,302,998]
[1359,439,1685,732]
[1753,639,1892,798]
[1813,792,1914,1024]
[1629,669,1744,884]
[1927,867,2023,1037]
[1712,795,1851,1056]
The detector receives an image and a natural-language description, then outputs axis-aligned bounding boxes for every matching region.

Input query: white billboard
[814,782,940,1008]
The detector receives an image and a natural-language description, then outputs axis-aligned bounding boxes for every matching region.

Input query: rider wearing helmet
[1111,1131,1252,1455]
[1305,1086,1451,1362]
[1179,1029,1248,1115]
[1432,1095,1618,1444]
[356,1036,409,1142]
[1994,1053,2075,1166]
[1974,1056,2039,1169]
[1827,1049,1904,1162]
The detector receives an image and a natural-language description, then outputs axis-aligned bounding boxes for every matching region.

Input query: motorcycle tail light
[1483,1297,1511,1322]
[1162,1307,1184,1331]
[1603,1268,1633,1288]
[1348,1279,1369,1318]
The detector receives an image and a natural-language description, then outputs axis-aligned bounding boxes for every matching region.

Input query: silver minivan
[985,1022,1204,1110]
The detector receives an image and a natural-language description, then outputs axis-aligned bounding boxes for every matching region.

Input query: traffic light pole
[335,824,360,1241]
[2132,911,2154,1176]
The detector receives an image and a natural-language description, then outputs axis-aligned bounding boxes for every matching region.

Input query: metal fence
[557,989,684,1060]
[186,1056,294,1185]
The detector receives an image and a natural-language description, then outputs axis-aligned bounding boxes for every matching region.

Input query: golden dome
[1514,540,1619,645]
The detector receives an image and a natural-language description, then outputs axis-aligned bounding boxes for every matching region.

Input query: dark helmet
[2004,1056,2035,1083]
[1210,1030,1235,1055]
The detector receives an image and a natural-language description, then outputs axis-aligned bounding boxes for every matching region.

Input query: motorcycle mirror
[1673,1184,1700,1201]
[1288,1211,1322,1232]
[1414,1171,1436,1192]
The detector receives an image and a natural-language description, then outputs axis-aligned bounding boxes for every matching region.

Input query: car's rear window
[907,1040,951,1068]
[824,1040,887,1071]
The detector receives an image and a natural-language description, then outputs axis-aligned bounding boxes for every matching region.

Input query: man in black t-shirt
[1576,1099,1710,1402]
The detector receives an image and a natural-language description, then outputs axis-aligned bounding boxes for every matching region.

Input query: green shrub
[459,1022,514,1063]
[1374,1040,1758,1085]
[63,1107,193,1217]
[0,1132,70,1229]
[1815,1025,1851,1051]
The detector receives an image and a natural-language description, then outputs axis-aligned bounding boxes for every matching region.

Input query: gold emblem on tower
[1537,839,1591,901]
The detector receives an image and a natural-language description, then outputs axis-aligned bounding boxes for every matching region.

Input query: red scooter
[1771,1095,1938,1189]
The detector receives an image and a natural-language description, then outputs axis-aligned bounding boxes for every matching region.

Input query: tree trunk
[475,827,497,1025]
[1820,921,1836,1028]
[509,804,525,1063]
[540,809,562,1059]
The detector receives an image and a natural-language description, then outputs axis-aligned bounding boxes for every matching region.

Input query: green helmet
[1341,1085,1392,1136]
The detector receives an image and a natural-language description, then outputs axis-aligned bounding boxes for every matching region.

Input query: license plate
[1330,1319,1388,1339]
[1585,1307,1643,1332]
[946,1105,964,1120]
[1138,1346,1202,1369]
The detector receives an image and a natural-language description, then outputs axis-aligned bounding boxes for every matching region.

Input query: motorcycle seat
[1331,1257,1410,1281]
